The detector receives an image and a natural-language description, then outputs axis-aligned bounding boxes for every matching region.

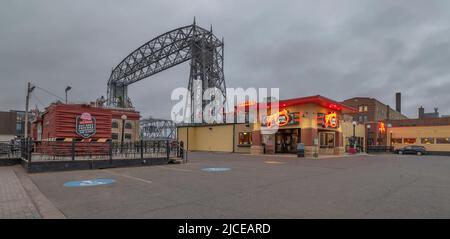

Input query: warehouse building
[32,102,140,144]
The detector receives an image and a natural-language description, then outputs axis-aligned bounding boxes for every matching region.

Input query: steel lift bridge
[140,117,176,140]
[106,20,226,126]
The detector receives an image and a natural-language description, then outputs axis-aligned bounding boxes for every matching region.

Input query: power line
[33,85,65,101]
[31,92,46,108]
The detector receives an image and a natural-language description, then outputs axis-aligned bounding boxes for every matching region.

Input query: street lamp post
[366,124,371,153]
[65,86,72,104]
[120,114,127,153]
[352,121,357,149]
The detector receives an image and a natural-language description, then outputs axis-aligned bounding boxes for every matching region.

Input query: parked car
[395,145,427,155]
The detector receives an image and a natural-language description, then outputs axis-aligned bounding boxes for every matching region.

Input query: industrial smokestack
[395,92,401,113]
[419,106,425,119]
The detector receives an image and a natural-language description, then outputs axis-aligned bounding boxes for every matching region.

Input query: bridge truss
[107,20,226,123]
[140,117,177,140]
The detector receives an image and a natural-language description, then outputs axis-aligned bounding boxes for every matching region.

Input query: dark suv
[395,145,427,156]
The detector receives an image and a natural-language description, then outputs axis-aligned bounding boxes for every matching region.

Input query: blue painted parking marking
[64,178,115,187]
[201,167,231,172]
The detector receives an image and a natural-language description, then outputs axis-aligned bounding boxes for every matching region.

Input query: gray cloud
[1,0,450,119]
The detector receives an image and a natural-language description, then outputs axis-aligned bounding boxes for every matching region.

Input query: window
[112,133,118,140]
[392,138,402,144]
[359,105,368,112]
[125,133,132,140]
[239,132,252,145]
[436,138,450,144]
[421,138,434,144]
[403,138,416,144]
[358,115,363,122]
[320,132,335,148]
[363,115,368,122]
[125,122,132,129]
[112,121,119,128]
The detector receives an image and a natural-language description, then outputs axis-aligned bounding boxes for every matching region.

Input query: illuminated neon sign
[265,109,290,128]
[238,101,257,107]
[378,121,386,133]
[318,112,338,128]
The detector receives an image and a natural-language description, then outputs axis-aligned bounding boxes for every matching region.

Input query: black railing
[0,140,21,159]
[19,139,187,162]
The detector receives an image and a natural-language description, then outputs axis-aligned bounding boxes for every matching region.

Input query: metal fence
[0,141,21,159]
[18,139,187,163]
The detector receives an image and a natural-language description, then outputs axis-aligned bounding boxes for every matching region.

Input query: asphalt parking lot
[29,152,450,218]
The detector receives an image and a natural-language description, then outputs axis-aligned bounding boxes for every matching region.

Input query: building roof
[341,96,408,118]
[238,95,357,112]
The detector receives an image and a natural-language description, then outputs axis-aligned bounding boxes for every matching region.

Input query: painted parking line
[156,165,198,173]
[104,170,153,184]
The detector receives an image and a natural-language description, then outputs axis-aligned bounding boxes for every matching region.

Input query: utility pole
[24,82,35,139]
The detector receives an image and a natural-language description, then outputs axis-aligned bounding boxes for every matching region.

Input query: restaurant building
[177,95,366,157]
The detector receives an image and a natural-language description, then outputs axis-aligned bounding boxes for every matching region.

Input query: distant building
[388,117,450,155]
[0,111,17,141]
[341,93,407,146]
[0,110,34,140]
[418,106,439,119]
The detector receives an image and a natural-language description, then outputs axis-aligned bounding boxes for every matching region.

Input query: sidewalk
[242,152,369,159]
[0,166,65,219]
[0,166,41,219]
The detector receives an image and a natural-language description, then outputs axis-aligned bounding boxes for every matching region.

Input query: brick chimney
[395,92,401,113]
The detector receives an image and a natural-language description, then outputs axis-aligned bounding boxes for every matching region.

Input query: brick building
[0,111,17,141]
[32,103,140,143]
[341,93,408,146]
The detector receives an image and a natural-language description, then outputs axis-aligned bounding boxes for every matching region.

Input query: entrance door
[275,129,300,153]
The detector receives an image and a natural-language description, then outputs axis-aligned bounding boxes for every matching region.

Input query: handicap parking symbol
[64,178,115,187]
[201,167,231,172]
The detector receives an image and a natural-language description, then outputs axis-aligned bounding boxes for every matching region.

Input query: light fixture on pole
[352,121,357,149]
[121,114,127,148]
[65,86,72,104]
[366,124,371,153]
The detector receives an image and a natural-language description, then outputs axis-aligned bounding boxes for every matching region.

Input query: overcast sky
[1,0,450,119]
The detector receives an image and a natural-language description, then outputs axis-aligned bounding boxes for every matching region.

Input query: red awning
[237,95,357,112]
